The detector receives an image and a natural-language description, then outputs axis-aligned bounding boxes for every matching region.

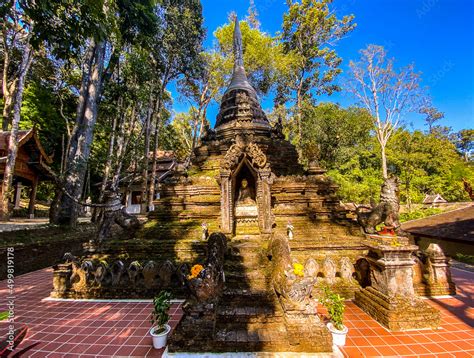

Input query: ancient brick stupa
[52,18,453,355]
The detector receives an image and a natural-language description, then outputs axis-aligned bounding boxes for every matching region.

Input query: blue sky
[172,0,474,132]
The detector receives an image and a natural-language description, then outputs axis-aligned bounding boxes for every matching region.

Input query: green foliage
[214,18,285,96]
[320,285,345,331]
[299,102,373,169]
[454,129,474,162]
[454,253,474,265]
[388,129,474,203]
[0,311,8,321]
[399,208,443,223]
[280,0,356,99]
[151,291,172,332]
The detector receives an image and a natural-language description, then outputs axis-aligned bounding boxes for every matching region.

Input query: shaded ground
[0,217,91,233]
[0,267,472,357]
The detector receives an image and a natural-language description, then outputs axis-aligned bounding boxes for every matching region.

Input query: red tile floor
[0,267,472,357]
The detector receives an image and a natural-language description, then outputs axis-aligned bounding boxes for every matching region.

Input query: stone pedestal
[423,243,456,296]
[51,263,72,298]
[354,239,440,331]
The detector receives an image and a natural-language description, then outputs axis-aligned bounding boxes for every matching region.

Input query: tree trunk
[0,39,33,220]
[140,93,157,209]
[381,143,388,180]
[2,29,15,131]
[98,99,120,203]
[55,39,106,227]
[147,95,163,210]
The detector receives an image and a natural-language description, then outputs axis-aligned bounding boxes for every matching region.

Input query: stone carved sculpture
[340,257,354,281]
[142,261,159,288]
[53,256,179,298]
[412,244,456,296]
[186,232,227,302]
[94,261,111,285]
[273,116,285,139]
[158,260,176,289]
[236,179,256,205]
[287,221,294,240]
[246,142,267,169]
[71,260,94,290]
[270,234,317,313]
[304,258,319,278]
[96,187,141,243]
[221,140,267,171]
[322,257,336,284]
[63,252,77,263]
[201,222,209,240]
[111,260,125,286]
[128,261,142,285]
[356,176,400,234]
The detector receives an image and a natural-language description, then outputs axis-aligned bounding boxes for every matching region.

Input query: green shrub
[320,285,345,330]
[151,291,171,334]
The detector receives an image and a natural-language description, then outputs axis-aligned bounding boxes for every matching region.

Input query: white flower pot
[327,322,348,346]
[150,324,171,349]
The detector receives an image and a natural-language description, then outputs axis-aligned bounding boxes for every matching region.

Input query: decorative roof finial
[226,17,257,96]
[233,16,244,69]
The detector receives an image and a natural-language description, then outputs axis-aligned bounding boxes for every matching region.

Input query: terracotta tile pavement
[0,267,472,357]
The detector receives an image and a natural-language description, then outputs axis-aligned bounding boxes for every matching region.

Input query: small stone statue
[270,233,316,313]
[185,232,227,302]
[237,178,255,205]
[96,186,141,243]
[85,197,92,216]
[356,176,400,234]
[287,221,294,240]
[340,257,354,281]
[322,257,336,284]
[273,116,284,139]
[201,222,209,240]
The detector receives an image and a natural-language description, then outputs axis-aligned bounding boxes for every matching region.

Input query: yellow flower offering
[293,263,304,277]
[188,264,204,280]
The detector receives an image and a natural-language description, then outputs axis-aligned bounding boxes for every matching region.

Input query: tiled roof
[402,204,474,243]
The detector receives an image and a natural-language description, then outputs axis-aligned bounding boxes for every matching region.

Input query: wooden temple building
[0,129,53,218]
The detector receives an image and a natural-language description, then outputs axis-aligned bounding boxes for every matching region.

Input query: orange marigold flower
[187,264,204,280]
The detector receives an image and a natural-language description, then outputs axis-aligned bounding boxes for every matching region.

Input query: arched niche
[219,141,273,235]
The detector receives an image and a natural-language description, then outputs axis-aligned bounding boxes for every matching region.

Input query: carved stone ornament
[221,141,267,171]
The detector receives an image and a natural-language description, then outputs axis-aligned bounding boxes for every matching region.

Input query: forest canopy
[0,0,472,223]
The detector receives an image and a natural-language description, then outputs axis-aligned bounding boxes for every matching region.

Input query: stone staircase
[169,234,333,354]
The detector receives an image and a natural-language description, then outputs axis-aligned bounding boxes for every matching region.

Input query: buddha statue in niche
[236,178,256,206]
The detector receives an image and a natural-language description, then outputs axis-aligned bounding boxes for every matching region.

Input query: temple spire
[226,17,256,96]
[233,16,244,68]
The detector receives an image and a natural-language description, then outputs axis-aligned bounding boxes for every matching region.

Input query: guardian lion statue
[356,176,400,234]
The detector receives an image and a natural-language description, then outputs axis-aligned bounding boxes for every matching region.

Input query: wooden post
[14,181,22,209]
[28,176,38,218]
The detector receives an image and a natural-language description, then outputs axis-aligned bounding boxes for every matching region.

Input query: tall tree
[52,0,159,225]
[146,0,204,210]
[347,45,423,179]
[419,103,444,133]
[0,1,34,219]
[277,0,355,145]
[455,129,474,162]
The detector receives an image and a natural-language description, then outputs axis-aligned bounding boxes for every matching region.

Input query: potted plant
[321,286,348,346]
[149,291,172,349]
